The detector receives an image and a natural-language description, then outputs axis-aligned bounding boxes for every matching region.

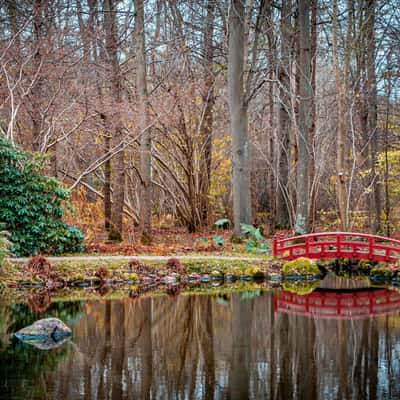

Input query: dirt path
[10,255,265,264]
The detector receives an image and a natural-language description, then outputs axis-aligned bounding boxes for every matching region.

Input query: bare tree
[332,0,351,230]
[276,0,293,229]
[104,0,125,241]
[198,0,216,227]
[294,0,312,234]
[366,0,381,233]
[228,0,252,237]
[135,0,152,243]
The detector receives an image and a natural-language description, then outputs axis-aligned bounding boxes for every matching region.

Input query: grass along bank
[3,254,398,290]
[1,255,280,288]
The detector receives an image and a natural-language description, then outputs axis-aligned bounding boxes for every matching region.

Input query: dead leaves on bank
[84,229,230,255]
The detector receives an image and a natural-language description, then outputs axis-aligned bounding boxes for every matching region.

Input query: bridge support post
[337,234,341,257]
[273,235,278,257]
[305,236,309,257]
[368,237,374,259]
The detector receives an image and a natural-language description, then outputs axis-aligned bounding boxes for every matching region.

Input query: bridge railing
[273,232,400,262]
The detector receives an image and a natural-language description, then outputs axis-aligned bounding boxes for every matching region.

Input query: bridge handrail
[273,231,400,261]
[276,231,400,245]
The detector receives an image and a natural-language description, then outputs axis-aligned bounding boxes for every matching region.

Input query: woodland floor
[66,227,274,257]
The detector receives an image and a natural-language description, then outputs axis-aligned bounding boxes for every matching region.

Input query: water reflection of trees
[27,289,52,313]
[22,293,400,399]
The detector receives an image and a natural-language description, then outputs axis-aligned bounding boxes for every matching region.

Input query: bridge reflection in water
[275,288,400,320]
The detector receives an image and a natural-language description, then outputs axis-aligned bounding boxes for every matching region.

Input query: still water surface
[1,283,400,399]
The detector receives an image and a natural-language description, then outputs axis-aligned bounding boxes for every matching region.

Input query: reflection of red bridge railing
[273,232,400,262]
[274,289,400,320]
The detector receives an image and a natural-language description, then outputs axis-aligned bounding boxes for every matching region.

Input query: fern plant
[240,223,271,254]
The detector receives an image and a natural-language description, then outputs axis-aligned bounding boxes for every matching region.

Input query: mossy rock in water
[282,257,320,277]
[226,266,242,278]
[282,279,320,295]
[117,272,139,282]
[210,270,224,279]
[244,266,265,279]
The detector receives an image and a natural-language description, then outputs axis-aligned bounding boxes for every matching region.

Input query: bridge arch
[273,232,400,263]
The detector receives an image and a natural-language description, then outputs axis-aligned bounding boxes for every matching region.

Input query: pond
[1,278,400,399]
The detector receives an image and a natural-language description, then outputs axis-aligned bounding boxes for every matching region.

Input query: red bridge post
[337,234,341,257]
[368,236,374,259]
[273,235,277,257]
[305,236,309,257]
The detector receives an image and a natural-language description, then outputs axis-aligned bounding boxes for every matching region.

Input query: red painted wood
[275,289,400,320]
[273,232,400,262]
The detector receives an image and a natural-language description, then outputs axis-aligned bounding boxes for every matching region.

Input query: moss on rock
[244,266,265,278]
[282,257,320,277]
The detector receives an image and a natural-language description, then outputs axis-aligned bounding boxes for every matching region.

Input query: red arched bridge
[273,232,400,262]
[274,288,400,320]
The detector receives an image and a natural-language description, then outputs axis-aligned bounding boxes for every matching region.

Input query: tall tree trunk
[87,1,111,226]
[76,0,91,64]
[31,0,45,152]
[102,114,112,231]
[135,0,152,243]
[309,0,317,230]
[332,0,349,230]
[366,0,381,233]
[276,0,292,229]
[104,0,125,241]
[294,0,311,234]
[228,0,252,237]
[198,0,215,227]
[355,2,373,231]
[383,53,392,236]
[265,0,276,232]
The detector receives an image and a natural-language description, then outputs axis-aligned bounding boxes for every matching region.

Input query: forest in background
[0,0,399,246]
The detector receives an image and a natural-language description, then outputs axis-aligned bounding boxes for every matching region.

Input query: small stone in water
[163,276,177,284]
[15,318,72,341]
[211,270,223,278]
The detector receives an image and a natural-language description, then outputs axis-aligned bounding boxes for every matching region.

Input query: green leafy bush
[0,135,84,256]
